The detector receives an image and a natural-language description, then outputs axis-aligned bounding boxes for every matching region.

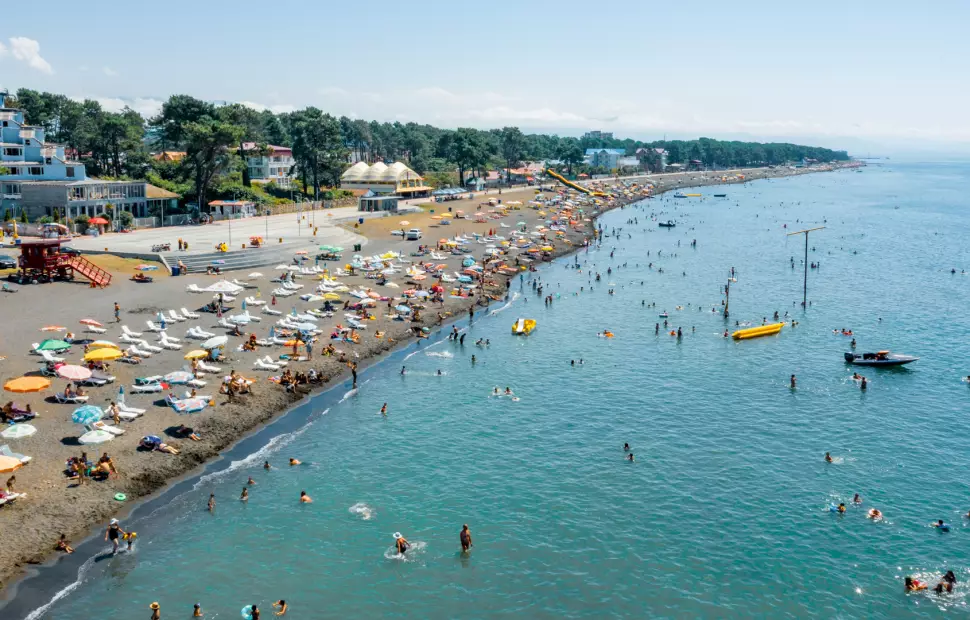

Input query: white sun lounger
[218,318,236,329]
[122,325,143,337]
[130,382,163,393]
[196,361,221,373]
[86,326,107,334]
[120,333,142,344]
[54,393,89,404]
[127,345,152,358]
[158,339,182,351]
[181,307,200,319]
[262,355,287,367]
[186,283,205,293]
[262,307,282,316]
[157,331,181,344]
[39,350,65,363]
[168,310,186,322]
[88,421,125,436]
[0,445,31,464]
[244,296,266,306]
[138,341,163,353]
[254,359,281,371]
[118,403,146,415]
[145,321,162,332]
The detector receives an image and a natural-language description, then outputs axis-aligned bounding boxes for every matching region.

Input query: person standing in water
[207,493,215,512]
[460,524,473,553]
[395,533,409,555]
[790,374,797,389]
[240,487,249,502]
[193,603,203,616]
[273,600,288,616]
[104,518,126,555]
[149,601,160,619]
[381,403,387,416]
[825,452,833,463]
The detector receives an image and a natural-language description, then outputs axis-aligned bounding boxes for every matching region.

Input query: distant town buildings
[583,130,614,141]
[0,90,178,222]
[585,148,625,169]
[243,143,296,188]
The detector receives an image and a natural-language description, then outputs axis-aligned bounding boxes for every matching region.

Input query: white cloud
[102,66,118,77]
[8,37,53,74]
[240,101,296,114]
[71,96,164,118]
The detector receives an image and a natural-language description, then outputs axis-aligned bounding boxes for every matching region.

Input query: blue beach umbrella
[71,405,103,425]
[395,305,412,314]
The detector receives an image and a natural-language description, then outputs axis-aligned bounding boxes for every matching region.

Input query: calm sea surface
[18,161,970,619]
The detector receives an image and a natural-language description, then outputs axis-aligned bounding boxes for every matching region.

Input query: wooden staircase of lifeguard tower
[67,255,112,288]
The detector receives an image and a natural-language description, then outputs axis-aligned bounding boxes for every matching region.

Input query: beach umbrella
[282,340,306,347]
[395,305,412,314]
[204,280,243,293]
[172,398,208,414]
[87,340,120,350]
[414,290,430,298]
[79,429,113,445]
[40,325,66,332]
[71,405,103,425]
[35,339,71,352]
[84,348,123,362]
[79,319,103,328]
[1,423,37,440]
[184,350,208,360]
[56,365,93,381]
[462,258,476,267]
[118,385,125,405]
[295,250,308,255]
[248,272,263,278]
[144,435,162,445]
[0,456,23,474]
[241,299,247,311]
[4,376,51,393]
[164,371,195,384]
[202,335,228,350]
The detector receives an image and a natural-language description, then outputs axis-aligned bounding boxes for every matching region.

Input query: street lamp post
[787,226,825,307]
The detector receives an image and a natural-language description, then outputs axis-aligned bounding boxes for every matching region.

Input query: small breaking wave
[349,502,375,520]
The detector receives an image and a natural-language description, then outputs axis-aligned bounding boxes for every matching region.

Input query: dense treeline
[6,88,849,210]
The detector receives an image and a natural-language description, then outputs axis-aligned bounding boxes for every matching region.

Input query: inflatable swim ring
[114,493,127,502]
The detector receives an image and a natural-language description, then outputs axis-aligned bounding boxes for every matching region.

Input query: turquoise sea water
[13,161,970,619]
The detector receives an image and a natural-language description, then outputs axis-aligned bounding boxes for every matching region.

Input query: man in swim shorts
[460,524,473,552]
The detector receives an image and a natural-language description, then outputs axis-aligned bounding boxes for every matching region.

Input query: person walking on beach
[104,518,126,555]
[460,524,473,553]
[113,302,120,323]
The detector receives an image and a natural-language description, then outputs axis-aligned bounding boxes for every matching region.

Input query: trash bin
[172,266,181,276]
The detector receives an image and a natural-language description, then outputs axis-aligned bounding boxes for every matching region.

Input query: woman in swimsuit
[105,519,126,555]
[395,534,409,555]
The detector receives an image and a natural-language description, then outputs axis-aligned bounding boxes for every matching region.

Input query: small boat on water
[714,193,727,197]
[844,351,918,366]
[673,192,687,198]
[512,318,536,335]
[658,312,669,318]
[658,221,675,228]
[732,322,785,340]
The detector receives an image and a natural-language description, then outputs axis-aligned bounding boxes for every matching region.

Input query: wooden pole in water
[787,226,825,307]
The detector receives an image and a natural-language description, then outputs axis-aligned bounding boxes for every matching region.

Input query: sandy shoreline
[0,164,842,607]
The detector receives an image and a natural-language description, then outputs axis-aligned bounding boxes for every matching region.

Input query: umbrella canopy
[40,325,66,332]
[87,217,110,225]
[282,340,306,347]
[78,429,113,445]
[202,336,228,350]
[35,339,71,352]
[204,280,243,293]
[4,376,51,393]
[71,405,104,425]
[56,365,93,381]
[164,371,195,384]
[184,350,208,360]
[87,340,120,350]
[395,305,412,314]
[79,319,103,327]
[0,455,23,474]
[84,348,123,362]
[1,423,37,439]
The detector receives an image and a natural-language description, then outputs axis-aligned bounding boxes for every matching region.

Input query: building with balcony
[244,143,296,188]
[340,161,432,197]
[584,148,626,170]
[0,90,179,223]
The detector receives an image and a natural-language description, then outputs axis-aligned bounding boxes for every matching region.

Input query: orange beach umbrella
[4,376,51,393]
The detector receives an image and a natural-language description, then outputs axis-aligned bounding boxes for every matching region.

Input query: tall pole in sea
[787,226,825,307]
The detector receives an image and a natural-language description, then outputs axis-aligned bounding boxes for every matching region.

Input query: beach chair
[91,370,116,383]
[122,325,143,338]
[261,355,287,367]
[186,378,207,388]
[130,382,163,394]
[75,376,108,387]
[87,421,125,436]
[217,318,236,329]
[168,310,186,322]
[262,307,282,316]
[54,393,89,404]
[0,491,26,507]
[118,403,146,415]
[38,350,66,363]
[157,331,181,344]
[86,325,108,334]
[244,296,265,307]
[138,341,163,353]
[181,307,200,319]
[186,283,205,293]
[158,338,182,351]
[254,358,281,371]
[0,445,31,464]
[120,333,142,344]
[195,361,221,374]
[145,320,162,332]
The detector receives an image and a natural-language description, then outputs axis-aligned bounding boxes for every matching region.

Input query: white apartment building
[244,143,296,188]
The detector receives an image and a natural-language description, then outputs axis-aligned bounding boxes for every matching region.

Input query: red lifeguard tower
[13,238,112,287]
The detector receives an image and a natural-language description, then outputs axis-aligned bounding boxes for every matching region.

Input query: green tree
[499,126,525,185]
[151,95,215,150]
[217,103,266,186]
[2,208,11,222]
[291,108,346,198]
[119,210,135,228]
[557,138,584,176]
[19,210,28,224]
[184,119,244,211]
[451,128,490,185]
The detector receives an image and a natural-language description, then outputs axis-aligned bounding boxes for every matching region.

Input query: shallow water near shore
[15,161,970,618]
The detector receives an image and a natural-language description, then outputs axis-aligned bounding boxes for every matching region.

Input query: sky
[1,0,968,155]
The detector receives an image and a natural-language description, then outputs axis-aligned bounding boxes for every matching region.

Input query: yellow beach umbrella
[323,293,341,301]
[184,350,208,360]
[0,455,23,474]
[4,376,51,393]
[87,341,120,350]
[541,246,554,252]
[84,348,123,362]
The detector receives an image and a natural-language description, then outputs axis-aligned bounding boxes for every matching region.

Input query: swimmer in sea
[623,443,630,452]
[790,374,796,389]
[838,503,846,514]
[240,487,249,501]
[207,493,215,513]
[852,373,861,380]
[460,524,473,553]
[273,600,288,616]
[194,602,204,616]
[825,452,833,463]
[627,453,635,462]
[437,369,443,376]
[395,533,409,555]
[493,387,500,395]
[300,490,312,503]
[471,355,476,364]
[853,493,862,503]
[248,476,256,485]
[571,360,575,366]
[935,519,950,531]
[289,458,301,466]
[504,387,513,395]
[860,377,867,390]
[264,460,271,470]
[905,576,928,591]
[381,403,387,416]
[400,366,406,375]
